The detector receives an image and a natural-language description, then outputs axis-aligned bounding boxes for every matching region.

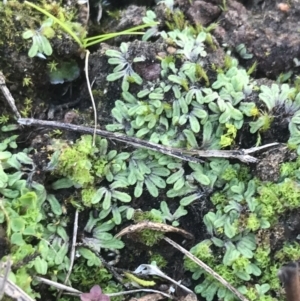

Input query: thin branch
[56,209,79,300]
[0,71,21,119]
[18,118,279,163]
[164,237,250,301]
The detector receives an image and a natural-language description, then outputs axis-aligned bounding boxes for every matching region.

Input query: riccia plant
[106,24,258,151]
[22,18,54,58]
[249,83,300,153]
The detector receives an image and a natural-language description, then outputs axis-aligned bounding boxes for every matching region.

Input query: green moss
[149,253,167,268]
[275,243,300,262]
[70,259,123,300]
[246,213,261,231]
[184,240,215,272]
[132,211,165,246]
[254,247,271,269]
[81,186,97,207]
[57,144,94,186]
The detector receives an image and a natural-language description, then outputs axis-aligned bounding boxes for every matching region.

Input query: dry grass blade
[0,71,21,119]
[56,209,79,300]
[115,221,194,240]
[0,259,35,301]
[163,237,250,301]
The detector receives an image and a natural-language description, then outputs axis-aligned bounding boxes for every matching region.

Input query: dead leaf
[116,221,194,240]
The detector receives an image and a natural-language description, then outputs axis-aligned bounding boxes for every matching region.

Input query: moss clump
[133,211,165,246]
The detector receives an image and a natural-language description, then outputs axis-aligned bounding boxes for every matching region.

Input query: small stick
[0,259,35,301]
[0,71,21,119]
[163,237,250,301]
[56,209,79,300]
[17,118,279,164]
[36,276,82,294]
[0,259,11,300]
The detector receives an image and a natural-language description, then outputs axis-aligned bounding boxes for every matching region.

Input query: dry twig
[116,221,194,240]
[17,118,278,163]
[0,259,35,301]
[0,72,21,119]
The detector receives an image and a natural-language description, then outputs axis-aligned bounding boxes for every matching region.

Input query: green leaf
[167,168,184,184]
[256,283,270,294]
[7,155,21,170]
[168,74,183,85]
[223,242,239,265]
[111,190,131,202]
[55,243,68,265]
[180,193,200,206]
[107,71,126,81]
[57,225,69,241]
[52,178,74,189]
[108,57,124,65]
[0,172,8,189]
[224,218,236,238]
[92,187,107,204]
[173,176,185,191]
[0,188,19,198]
[237,243,253,258]
[47,194,62,215]
[23,225,36,236]
[134,181,143,197]
[160,201,171,216]
[250,263,261,276]
[0,151,11,160]
[189,115,200,133]
[173,206,187,220]
[192,171,210,186]
[11,232,25,246]
[11,217,26,232]
[1,125,19,132]
[230,107,243,120]
[78,247,101,266]
[149,174,166,189]
[106,49,123,58]
[22,29,35,39]
[145,178,158,197]
[7,171,23,186]
[151,167,170,177]
[99,237,125,249]
[235,271,250,281]
[28,42,39,57]
[183,129,198,148]
[219,108,231,124]
[34,257,48,275]
[102,190,112,210]
[94,221,115,233]
[126,207,135,219]
[211,237,224,247]
[136,128,150,138]
[112,207,122,225]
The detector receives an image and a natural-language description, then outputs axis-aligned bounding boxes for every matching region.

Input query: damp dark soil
[1,0,300,300]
